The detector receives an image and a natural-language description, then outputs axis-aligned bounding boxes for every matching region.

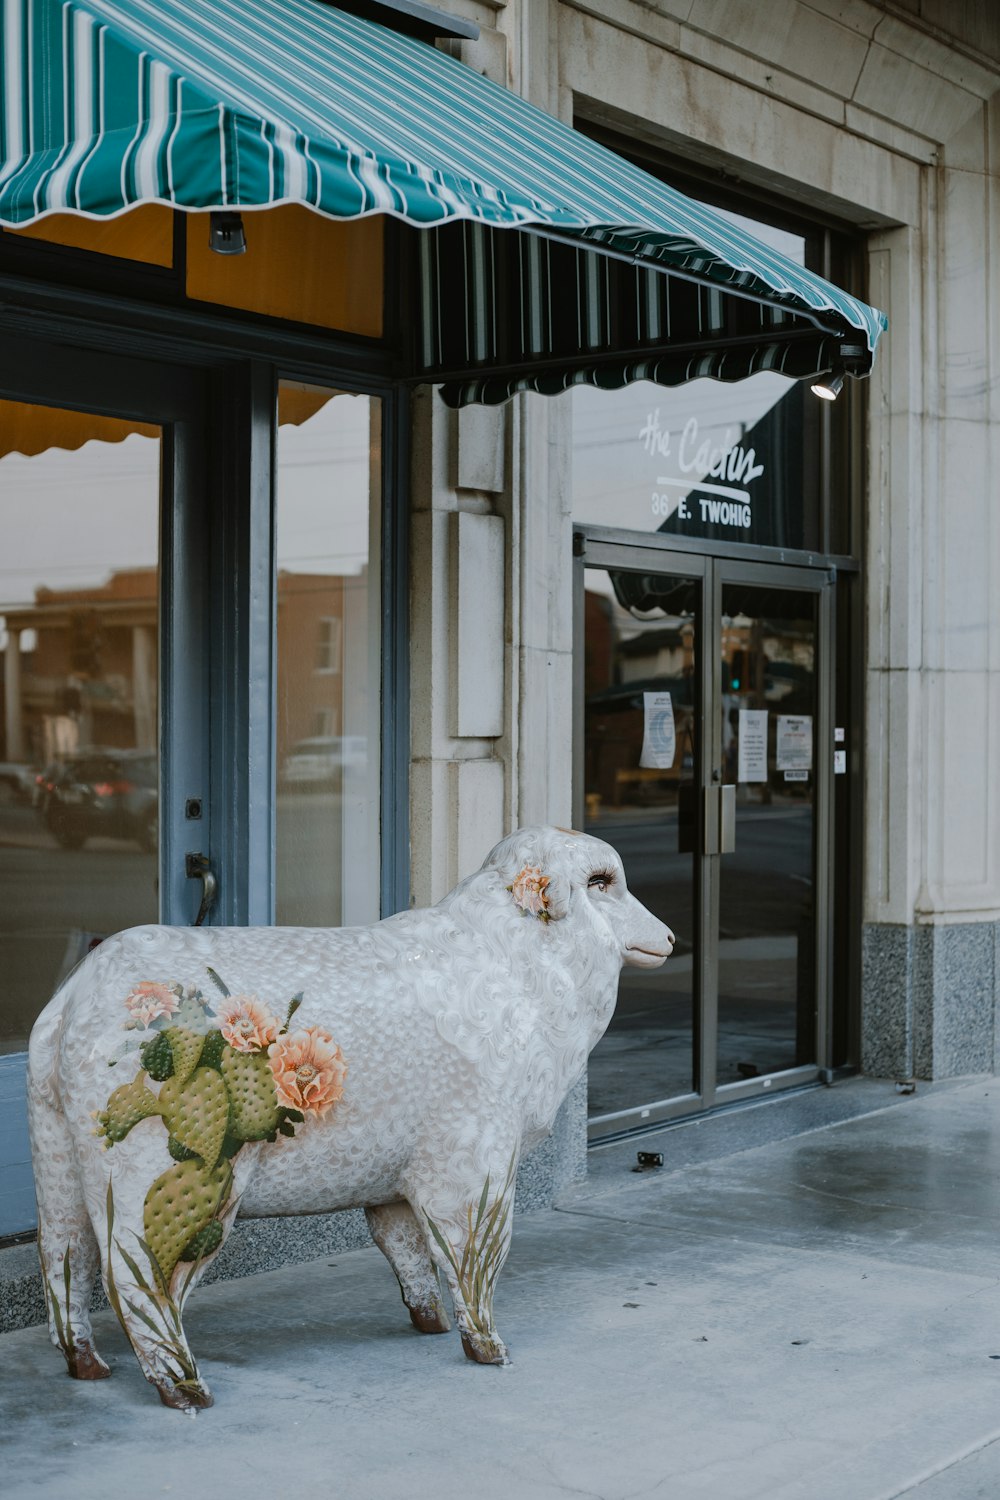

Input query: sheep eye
[588,870,615,893]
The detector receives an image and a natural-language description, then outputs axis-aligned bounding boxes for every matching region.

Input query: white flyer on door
[639,692,676,768]
[776,714,813,771]
[737,709,768,782]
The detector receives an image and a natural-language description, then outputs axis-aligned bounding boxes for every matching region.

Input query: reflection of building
[2,567,354,767]
[3,569,157,766]
[275,569,360,755]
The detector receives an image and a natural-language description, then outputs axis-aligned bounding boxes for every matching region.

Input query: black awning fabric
[416,223,866,408]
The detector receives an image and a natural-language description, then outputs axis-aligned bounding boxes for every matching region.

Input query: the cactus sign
[96,972,347,1292]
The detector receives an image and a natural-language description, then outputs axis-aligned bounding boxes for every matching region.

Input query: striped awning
[0,0,886,393]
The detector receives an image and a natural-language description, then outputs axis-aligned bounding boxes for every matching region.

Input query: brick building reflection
[1,565,356,768]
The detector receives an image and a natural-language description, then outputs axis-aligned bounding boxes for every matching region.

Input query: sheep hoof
[461,1331,510,1366]
[67,1343,111,1380]
[408,1302,451,1335]
[156,1379,214,1413]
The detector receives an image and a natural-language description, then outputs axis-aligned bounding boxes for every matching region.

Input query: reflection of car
[281,736,367,789]
[0,762,36,805]
[37,750,158,851]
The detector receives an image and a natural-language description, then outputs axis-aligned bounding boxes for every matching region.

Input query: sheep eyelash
[588,870,617,889]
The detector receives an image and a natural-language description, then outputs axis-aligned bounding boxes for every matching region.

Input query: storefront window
[0,404,160,1056]
[275,384,381,928]
[572,373,821,552]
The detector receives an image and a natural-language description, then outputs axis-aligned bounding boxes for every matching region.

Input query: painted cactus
[93,976,344,1314]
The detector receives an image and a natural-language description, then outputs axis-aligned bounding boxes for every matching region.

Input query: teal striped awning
[0,0,886,394]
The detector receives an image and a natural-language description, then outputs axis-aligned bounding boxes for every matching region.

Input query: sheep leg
[27,1082,109,1380]
[97,1212,217,1413]
[365,1202,451,1334]
[411,1180,516,1367]
[76,1155,241,1414]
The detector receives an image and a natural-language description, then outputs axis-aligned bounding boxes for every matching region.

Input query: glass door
[579,543,833,1138]
[579,549,708,1129]
[274,382,383,930]
[713,562,831,1099]
[0,339,209,1235]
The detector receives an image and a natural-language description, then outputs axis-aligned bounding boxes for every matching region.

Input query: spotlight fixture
[209,211,247,255]
[810,370,845,402]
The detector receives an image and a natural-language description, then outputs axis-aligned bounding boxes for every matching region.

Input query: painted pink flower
[268,1027,347,1117]
[510,865,551,919]
[123,982,180,1028]
[217,995,280,1054]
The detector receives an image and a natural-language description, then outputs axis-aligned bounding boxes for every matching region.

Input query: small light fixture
[209,211,247,256]
[810,370,845,402]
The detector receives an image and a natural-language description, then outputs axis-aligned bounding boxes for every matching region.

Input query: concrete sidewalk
[4,1076,1000,1499]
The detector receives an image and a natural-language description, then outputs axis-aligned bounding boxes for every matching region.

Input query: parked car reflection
[0,762,35,806]
[35,749,158,851]
[280,735,366,790]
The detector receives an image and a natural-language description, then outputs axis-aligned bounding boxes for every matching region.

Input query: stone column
[863,89,1000,1080]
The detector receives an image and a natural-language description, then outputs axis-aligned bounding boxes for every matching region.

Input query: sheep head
[482,826,674,967]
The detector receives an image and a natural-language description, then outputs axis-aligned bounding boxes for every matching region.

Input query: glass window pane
[572,374,821,552]
[0,403,160,1055]
[718,584,818,1082]
[584,566,700,1117]
[275,384,381,928]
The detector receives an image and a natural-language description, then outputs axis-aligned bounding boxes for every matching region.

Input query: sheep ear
[504,864,570,923]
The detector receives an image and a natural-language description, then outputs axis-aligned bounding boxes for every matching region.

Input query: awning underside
[417,222,863,408]
[0,0,886,397]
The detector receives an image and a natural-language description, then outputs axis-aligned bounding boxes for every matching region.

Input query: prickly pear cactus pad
[143,1158,233,1287]
[99,972,347,1294]
[220,1048,284,1141]
[95,1072,161,1146]
[160,1026,206,1086]
[157,1067,230,1168]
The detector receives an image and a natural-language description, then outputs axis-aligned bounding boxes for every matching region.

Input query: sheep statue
[27,825,674,1411]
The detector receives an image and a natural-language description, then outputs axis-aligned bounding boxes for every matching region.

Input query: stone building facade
[417,0,1000,1125]
[1,0,998,1306]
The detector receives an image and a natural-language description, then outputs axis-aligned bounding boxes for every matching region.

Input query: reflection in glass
[275,385,381,928]
[583,567,699,1118]
[0,403,160,1055]
[718,586,817,1083]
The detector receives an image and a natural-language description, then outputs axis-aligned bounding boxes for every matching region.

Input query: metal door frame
[0,339,211,1235]
[707,555,835,1114]
[575,530,836,1138]
[0,334,213,927]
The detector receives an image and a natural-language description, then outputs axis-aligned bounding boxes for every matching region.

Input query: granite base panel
[861,923,914,1078]
[0,1077,587,1335]
[862,920,1000,1080]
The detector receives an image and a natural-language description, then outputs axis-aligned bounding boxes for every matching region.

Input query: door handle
[703,785,736,855]
[719,784,736,853]
[185,851,217,927]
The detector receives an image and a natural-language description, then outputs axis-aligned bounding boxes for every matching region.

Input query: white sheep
[27,825,673,1411]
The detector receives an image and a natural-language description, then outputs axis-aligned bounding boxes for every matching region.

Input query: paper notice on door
[776,714,813,771]
[639,692,676,769]
[737,709,768,782]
